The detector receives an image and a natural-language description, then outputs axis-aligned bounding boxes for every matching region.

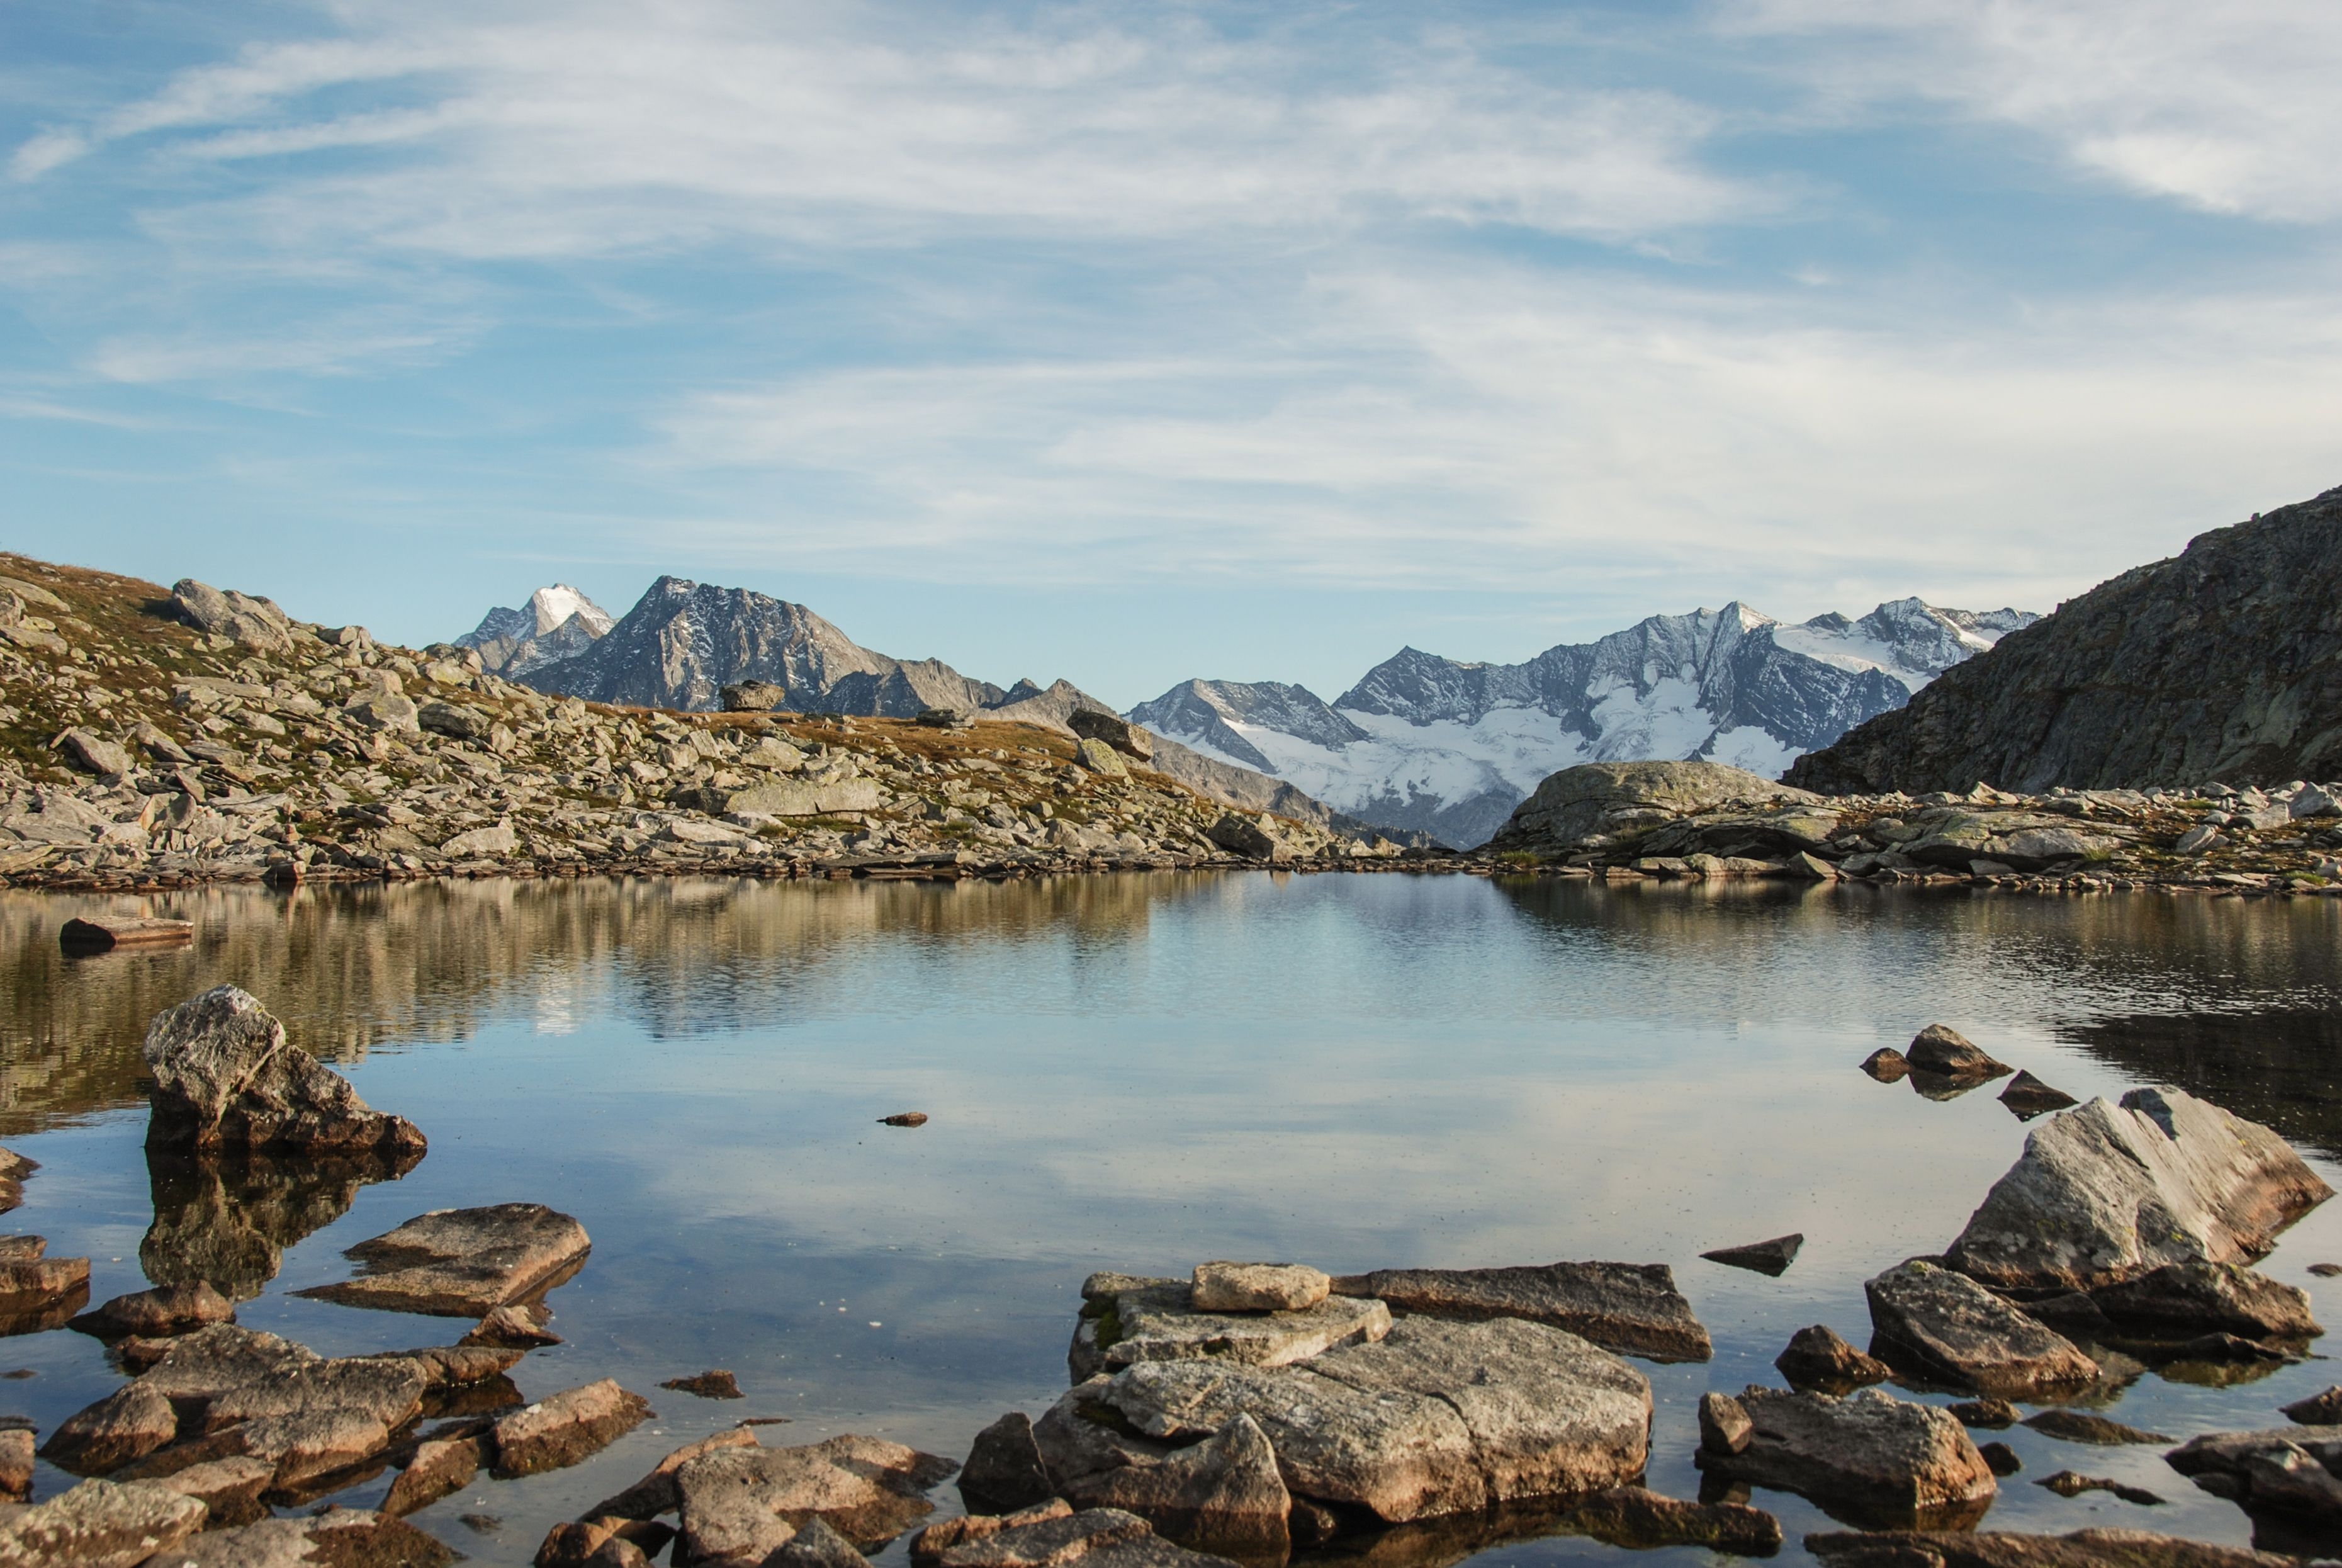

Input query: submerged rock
[2084,1260,2321,1345]
[1701,1234,1803,1277]
[1091,1316,1651,1523]
[1190,1262,1329,1313]
[2000,1071,2079,1120]
[1864,1260,2098,1396]
[69,1282,234,1341]
[1774,1324,1892,1395]
[1071,1278,1389,1382]
[1943,1088,2332,1293]
[2020,1410,2170,1445]
[1329,1260,1711,1362]
[142,986,427,1157]
[1861,1049,1911,1083]
[662,1368,744,1399]
[1062,1413,1290,1558]
[1562,1486,1782,1555]
[0,1476,207,1567]
[2036,1470,2163,1504]
[1805,1527,2292,1567]
[674,1433,959,1563]
[1904,1025,2012,1081]
[1692,1385,1998,1529]
[298,1202,591,1316]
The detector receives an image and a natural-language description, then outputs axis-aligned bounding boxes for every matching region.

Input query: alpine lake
[4,871,2340,1565]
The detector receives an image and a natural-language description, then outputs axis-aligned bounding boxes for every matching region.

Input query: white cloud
[1734,0,2342,222]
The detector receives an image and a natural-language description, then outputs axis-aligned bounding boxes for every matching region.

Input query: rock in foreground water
[674,1433,959,1563]
[1864,1260,2098,1396]
[492,1379,653,1477]
[1805,1526,2294,1568]
[2163,1424,2342,1527]
[1694,1386,1998,1529]
[1329,1260,1712,1362]
[298,1202,591,1316]
[1062,1413,1289,1557]
[1701,1234,1803,1277]
[1070,1278,1389,1381]
[0,1476,207,1567]
[1774,1325,1892,1395]
[142,985,427,1158]
[1944,1088,2331,1293]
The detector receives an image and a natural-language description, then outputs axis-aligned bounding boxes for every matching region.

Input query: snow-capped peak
[525,584,614,640]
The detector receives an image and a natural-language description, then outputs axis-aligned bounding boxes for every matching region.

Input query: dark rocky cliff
[1786,486,2342,794]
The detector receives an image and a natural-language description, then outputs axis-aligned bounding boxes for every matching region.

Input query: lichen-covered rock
[1944,1088,2331,1292]
[142,986,427,1157]
[1694,1386,1997,1530]
[1330,1260,1711,1362]
[1190,1262,1328,1313]
[1062,1414,1289,1557]
[492,1379,653,1477]
[1864,1260,2098,1396]
[1071,1278,1388,1382]
[0,1477,207,1568]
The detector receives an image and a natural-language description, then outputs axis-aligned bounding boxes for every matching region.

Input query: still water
[3,874,2340,1564]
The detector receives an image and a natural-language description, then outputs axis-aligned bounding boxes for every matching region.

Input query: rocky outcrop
[1788,486,2342,794]
[1863,1261,2098,1396]
[141,986,427,1158]
[1060,1414,1290,1558]
[1329,1260,1712,1362]
[1487,763,1818,856]
[673,1433,959,1561]
[1943,1088,2332,1292]
[1071,1275,1390,1382]
[296,1202,591,1316]
[1694,1387,1997,1529]
[0,1477,208,1567]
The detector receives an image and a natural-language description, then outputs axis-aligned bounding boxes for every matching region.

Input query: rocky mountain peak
[457,584,617,677]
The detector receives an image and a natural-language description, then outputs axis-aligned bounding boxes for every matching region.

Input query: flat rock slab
[675,1432,959,1563]
[0,1476,208,1568]
[1806,1527,2296,1568]
[298,1202,591,1316]
[142,985,427,1158]
[492,1378,652,1477]
[1694,1387,1997,1530]
[1072,1280,1390,1381]
[1330,1261,1711,1362]
[1944,1087,2333,1292]
[1864,1260,2098,1396]
[1094,1316,1652,1523]
[1191,1262,1329,1313]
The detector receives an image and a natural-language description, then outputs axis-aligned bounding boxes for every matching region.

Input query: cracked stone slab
[296,1202,591,1316]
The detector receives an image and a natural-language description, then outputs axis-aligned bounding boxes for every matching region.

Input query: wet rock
[586,1425,761,1520]
[492,1379,653,1477]
[465,1301,563,1347]
[1864,1260,2098,1396]
[0,1244,91,1334]
[0,1476,208,1567]
[767,1516,870,1568]
[69,1282,234,1341]
[1562,1486,1782,1555]
[381,1434,487,1517]
[59,916,193,953]
[1904,1025,2012,1081]
[1999,1071,2078,1119]
[1071,1279,1389,1381]
[2037,1470,2162,1504]
[1978,1442,2022,1477]
[1944,1087,2333,1293]
[960,1411,1056,1513]
[154,1508,457,1567]
[0,1428,29,1499]
[663,1368,745,1399]
[2162,1424,2342,1521]
[1699,1392,1754,1455]
[1946,1399,2018,1430]
[1692,1386,1998,1529]
[1329,1260,1711,1362]
[933,1506,1151,1568]
[300,1202,592,1316]
[154,1454,275,1526]
[1805,1528,2289,1568]
[915,1499,1074,1563]
[1774,1325,1891,1395]
[2020,1411,2170,1445]
[1093,1316,1651,1523]
[142,986,427,1158]
[2280,1386,2342,1424]
[1190,1263,1328,1314]
[675,1433,959,1562]
[1062,1414,1289,1557]
[1701,1234,1803,1277]
[2086,1260,2320,1344]
[40,1381,179,1474]
[1861,1049,1911,1083]
[879,1113,930,1127]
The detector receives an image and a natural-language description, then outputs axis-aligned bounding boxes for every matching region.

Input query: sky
[5,1,2341,708]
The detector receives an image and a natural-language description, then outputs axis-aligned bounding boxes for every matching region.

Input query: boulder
[346,693,422,733]
[662,1368,744,1399]
[69,1282,234,1341]
[381,1433,487,1516]
[1062,1414,1289,1557]
[674,1433,959,1562]
[915,707,974,730]
[1070,711,1154,764]
[1903,1025,2011,1080]
[2084,1260,2321,1344]
[1562,1486,1783,1555]
[723,681,792,712]
[768,1517,870,1568]
[417,701,493,743]
[59,916,194,954]
[465,1300,563,1348]
[1864,1261,2098,1396]
[1805,1528,2294,1568]
[2163,1426,2342,1528]
[440,821,518,857]
[142,1509,455,1567]
[1861,1048,1911,1083]
[57,729,133,777]
[1329,1260,1711,1362]
[493,1379,653,1477]
[1489,762,1818,853]
[40,1382,179,1475]
[1091,1316,1651,1523]
[2000,1071,2078,1119]
[1774,1325,1891,1395]
[1943,1087,2332,1292]
[960,1411,1055,1513]
[0,1477,208,1568]
[298,1202,591,1316]
[1701,1234,1802,1277]
[1699,1392,1754,1455]
[171,579,291,653]
[723,779,882,817]
[1190,1263,1327,1313]
[1946,1399,2019,1430]
[1693,1386,1997,1530]
[150,1454,274,1526]
[1075,739,1129,778]
[1071,1278,1389,1382]
[1202,815,1281,862]
[142,985,427,1158]
[587,1425,761,1520]
[933,1508,1149,1568]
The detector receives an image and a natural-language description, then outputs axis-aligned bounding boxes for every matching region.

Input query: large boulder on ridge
[1943,1086,2331,1293]
[142,986,426,1158]
[1487,762,1817,854]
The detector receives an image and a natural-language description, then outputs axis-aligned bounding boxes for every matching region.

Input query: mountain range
[465,576,2030,847]
[1130,599,2034,846]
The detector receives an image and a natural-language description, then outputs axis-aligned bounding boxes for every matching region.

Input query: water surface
[3,874,2339,1564]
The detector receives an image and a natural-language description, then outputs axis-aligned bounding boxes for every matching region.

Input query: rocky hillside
[0,554,1410,894]
[1787,487,2342,795]
[1131,599,2033,847]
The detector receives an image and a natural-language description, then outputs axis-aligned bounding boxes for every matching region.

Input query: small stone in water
[1977,1442,2022,1477]
[2309,1263,2342,1278]
[1945,1398,2018,1429]
[2039,1469,2163,1504]
[1859,1048,1910,1083]
[660,1369,744,1400]
[2022,1409,2172,1445]
[1699,1234,1803,1277]
[881,1112,930,1127]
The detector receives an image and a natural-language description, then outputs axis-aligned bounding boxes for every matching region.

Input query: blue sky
[5,1,2340,707]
